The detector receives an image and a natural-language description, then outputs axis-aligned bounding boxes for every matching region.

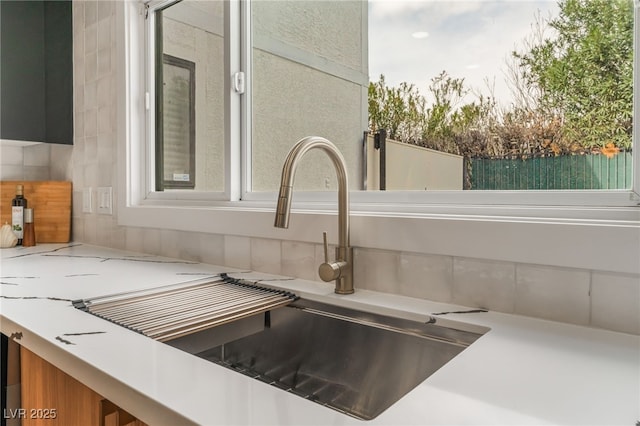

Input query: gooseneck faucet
[274,136,354,294]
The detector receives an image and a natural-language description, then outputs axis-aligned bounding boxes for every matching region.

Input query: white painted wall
[365,135,463,190]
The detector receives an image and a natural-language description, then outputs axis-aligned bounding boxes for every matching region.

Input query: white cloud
[368,0,559,104]
[369,0,483,21]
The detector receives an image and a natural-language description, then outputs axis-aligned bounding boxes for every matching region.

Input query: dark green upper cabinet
[1,0,73,145]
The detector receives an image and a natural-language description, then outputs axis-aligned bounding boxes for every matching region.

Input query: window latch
[233,72,245,94]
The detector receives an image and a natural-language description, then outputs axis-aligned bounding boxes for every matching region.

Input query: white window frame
[141,0,243,202]
[116,0,640,276]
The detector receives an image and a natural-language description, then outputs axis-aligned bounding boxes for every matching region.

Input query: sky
[368,0,559,106]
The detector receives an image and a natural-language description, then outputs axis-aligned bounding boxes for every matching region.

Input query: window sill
[117,198,640,275]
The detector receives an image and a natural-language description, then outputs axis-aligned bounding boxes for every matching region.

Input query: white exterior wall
[251,0,368,191]
[366,136,463,191]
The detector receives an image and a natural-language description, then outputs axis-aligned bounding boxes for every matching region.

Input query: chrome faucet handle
[323,231,329,263]
[319,231,344,282]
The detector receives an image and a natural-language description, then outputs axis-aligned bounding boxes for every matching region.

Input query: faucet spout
[274,136,354,294]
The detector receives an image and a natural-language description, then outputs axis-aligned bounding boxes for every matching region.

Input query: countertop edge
[0,314,197,426]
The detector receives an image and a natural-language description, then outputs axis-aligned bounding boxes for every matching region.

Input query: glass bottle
[23,208,35,247]
[11,184,27,245]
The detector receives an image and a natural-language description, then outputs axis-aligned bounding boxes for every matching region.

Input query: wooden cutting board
[0,181,72,243]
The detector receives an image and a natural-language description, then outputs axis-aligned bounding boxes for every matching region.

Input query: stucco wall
[251,0,367,191]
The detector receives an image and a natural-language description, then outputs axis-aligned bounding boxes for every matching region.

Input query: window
[148,0,226,195]
[367,0,635,192]
[159,54,195,189]
[140,0,638,207]
[117,0,638,275]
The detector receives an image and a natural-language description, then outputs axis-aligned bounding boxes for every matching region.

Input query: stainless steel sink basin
[75,277,488,419]
[167,298,489,420]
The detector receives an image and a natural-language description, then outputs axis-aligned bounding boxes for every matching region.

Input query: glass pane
[162,55,195,189]
[251,0,368,191]
[251,0,633,192]
[367,0,633,191]
[156,0,225,192]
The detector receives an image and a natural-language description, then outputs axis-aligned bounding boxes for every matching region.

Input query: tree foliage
[368,0,634,157]
[368,75,425,143]
[514,0,633,149]
[369,71,498,156]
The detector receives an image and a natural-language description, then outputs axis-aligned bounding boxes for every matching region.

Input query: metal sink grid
[72,274,298,342]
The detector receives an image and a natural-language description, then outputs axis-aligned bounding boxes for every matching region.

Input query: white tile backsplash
[1,142,52,181]
[353,248,399,293]
[84,1,97,28]
[74,53,85,98]
[96,215,117,249]
[250,238,282,275]
[0,165,23,181]
[97,76,111,108]
[124,227,146,254]
[85,82,98,110]
[282,241,317,281]
[85,136,98,163]
[97,106,112,135]
[158,229,181,260]
[97,19,111,51]
[453,258,516,312]
[85,26,97,56]
[50,145,73,181]
[591,272,640,334]
[142,228,162,256]
[24,144,50,167]
[74,110,85,139]
[97,48,111,77]
[199,233,225,266]
[73,2,84,40]
[97,1,113,21]
[85,111,98,143]
[224,236,251,270]
[1,145,24,166]
[398,252,453,302]
[176,231,206,263]
[23,166,50,181]
[1,145,24,180]
[515,264,591,325]
[83,212,98,244]
[85,50,98,82]
[97,133,114,164]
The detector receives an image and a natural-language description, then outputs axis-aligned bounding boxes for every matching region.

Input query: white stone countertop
[1,244,638,425]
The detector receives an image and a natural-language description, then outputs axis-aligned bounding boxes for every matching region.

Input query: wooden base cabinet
[20,347,146,426]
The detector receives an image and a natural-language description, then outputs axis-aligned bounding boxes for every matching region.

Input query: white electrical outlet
[97,187,113,215]
[82,188,93,213]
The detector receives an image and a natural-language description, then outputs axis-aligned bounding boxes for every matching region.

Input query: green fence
[469,151,633,190]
